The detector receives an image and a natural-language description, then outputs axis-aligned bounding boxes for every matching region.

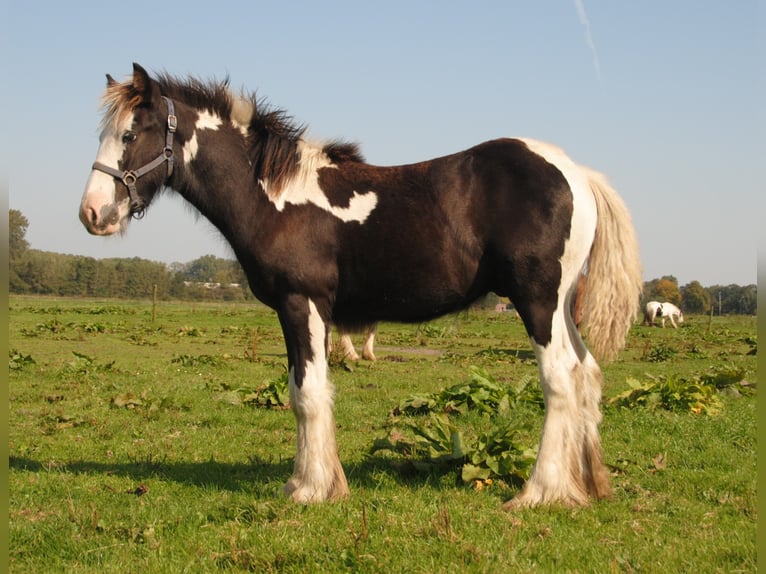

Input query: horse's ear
[106,74,117,87]
[131,63,156,104]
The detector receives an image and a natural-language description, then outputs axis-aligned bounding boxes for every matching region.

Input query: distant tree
[643,276,681,305]
[62,256,98,296]
[9,209,30,261]
[681,281,711,313]
[9,210,31,291]
[708,284,757,315]
[18,250,69,294]
[168,272,187,298]
[737,285,757,315]
[92,262,119,297]
[173,255,252,300]
[118,257,171,298]
[228,260,253,299]
[184,255,223,283]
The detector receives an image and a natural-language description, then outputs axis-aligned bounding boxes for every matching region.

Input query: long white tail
[579,168,643,361]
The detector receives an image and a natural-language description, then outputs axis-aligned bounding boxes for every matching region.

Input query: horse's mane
[102,71,365,196]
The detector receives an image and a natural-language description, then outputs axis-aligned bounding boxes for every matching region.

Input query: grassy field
[8,295,757,573]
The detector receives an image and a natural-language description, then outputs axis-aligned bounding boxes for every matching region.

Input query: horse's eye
[122,132,137,144]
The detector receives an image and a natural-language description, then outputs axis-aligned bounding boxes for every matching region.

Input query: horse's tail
[578,167,643,362]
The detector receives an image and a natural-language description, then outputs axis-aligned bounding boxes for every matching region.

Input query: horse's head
[79,63,176,235]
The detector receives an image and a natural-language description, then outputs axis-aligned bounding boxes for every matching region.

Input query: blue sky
[6,1,762,286]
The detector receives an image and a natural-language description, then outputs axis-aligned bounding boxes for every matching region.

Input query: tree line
[10,210,251,302]
[8,210,757,313]
[642,276,755,316]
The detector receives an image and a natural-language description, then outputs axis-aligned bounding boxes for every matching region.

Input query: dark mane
[154,72,310,194]
[323,141,365,164]
[105,70,364,196]
[155,73,235,120]
[247,94,306,194]
[154,73,367,190]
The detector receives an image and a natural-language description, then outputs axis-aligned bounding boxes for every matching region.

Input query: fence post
[152,284,158,323]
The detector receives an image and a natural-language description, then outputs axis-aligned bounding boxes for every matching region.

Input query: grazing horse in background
[643,301,684,328]
[331,325,377,361]
[79,64,642,509]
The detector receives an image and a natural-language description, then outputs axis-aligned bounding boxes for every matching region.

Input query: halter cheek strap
[91,96,177,219]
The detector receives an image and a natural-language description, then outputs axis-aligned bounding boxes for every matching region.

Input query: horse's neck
[172,128,266,251]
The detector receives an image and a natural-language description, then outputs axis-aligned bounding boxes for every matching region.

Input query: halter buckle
[122,171,138,186]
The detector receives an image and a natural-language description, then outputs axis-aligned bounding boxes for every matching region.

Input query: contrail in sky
[573,0,602,82]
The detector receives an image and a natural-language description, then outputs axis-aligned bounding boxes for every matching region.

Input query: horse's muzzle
[79,201,122,236]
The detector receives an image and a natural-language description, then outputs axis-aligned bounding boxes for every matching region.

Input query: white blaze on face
[182,111,223,162]
[79,112,135,235]
[263,141,378,224]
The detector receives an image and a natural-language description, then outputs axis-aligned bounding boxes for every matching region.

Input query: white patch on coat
[519,138,597,278]
[183,111,223,162]
[262,141,378,224]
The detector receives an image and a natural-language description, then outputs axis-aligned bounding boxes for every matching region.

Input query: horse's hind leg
[505,303,610,509]
[361,324,377,361]
[337,330,361,361]
[333,325,376,361]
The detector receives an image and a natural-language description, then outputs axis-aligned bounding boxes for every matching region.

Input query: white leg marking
[507,311,610,509]
[514,318,591,507]
[284,299,349,502]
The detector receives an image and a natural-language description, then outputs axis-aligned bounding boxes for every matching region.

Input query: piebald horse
[79,64,642,508]
[643,301,684,328]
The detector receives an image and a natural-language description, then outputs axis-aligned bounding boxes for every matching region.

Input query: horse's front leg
[279,296,349,503]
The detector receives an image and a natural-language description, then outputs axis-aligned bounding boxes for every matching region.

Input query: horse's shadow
[9,455,286,493]
[9,454,512,498]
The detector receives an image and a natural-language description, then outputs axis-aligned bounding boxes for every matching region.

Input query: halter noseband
[91,96,177,219]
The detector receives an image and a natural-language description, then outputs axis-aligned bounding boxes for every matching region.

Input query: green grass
[8,296,757,573]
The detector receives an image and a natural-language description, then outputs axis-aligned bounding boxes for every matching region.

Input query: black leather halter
[91,96,177,219]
